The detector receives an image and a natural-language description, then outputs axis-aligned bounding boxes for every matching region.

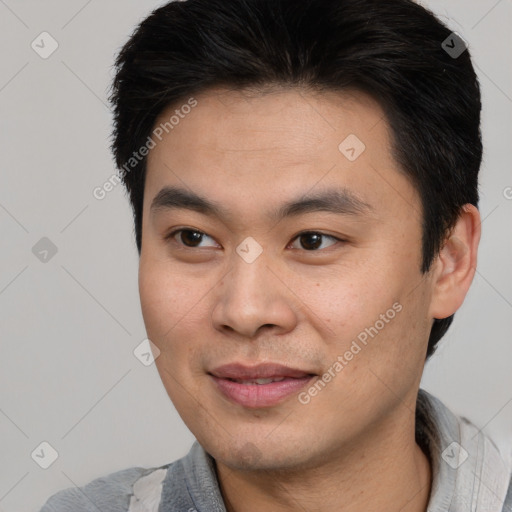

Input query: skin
[139,86,481,512]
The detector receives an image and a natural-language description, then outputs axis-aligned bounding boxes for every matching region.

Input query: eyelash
[164,228,345,252]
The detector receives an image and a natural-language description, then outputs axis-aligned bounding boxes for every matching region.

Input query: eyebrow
[150,185,374,223]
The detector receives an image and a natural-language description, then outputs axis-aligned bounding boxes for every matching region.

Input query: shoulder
[39,464,170,512]
[418,389,512,512]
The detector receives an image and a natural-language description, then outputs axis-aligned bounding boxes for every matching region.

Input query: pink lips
[209,362,316,408]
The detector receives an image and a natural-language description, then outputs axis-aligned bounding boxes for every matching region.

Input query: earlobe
[428,204,481,320]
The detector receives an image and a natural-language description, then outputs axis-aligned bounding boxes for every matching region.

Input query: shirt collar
[417,388,510,511]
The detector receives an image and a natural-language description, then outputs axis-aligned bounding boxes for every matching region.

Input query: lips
[209,362,314,380]
[228,376,287,385]
[208,362,316,408]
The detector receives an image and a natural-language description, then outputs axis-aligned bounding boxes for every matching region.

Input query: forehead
[150,86,388,154]
[144,86,420,223]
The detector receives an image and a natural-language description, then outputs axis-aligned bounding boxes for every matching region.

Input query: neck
[215,407,432,512]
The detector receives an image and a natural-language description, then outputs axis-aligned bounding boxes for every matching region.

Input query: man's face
[139,87,436,471]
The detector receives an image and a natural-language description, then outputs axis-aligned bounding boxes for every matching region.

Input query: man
[40,0,512,510]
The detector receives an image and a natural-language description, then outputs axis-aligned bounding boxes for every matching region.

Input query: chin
[204,434,313,473]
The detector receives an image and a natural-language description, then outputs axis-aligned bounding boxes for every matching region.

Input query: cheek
[138,258,197,342]
[138,257,218,383]
[292,263,393,333]
[299,260,425,368]
[139,263,205,403]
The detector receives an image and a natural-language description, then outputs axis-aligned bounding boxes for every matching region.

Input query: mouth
[223,376,296,384]
[208,362,317,408]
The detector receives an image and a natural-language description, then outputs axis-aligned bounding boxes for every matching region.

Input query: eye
[165,228,218,248]
[288,231,342,251]
[164,228,343,252]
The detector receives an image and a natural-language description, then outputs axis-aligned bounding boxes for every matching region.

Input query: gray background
[0,1,510,510]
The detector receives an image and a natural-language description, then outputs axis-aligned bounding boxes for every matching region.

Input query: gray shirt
[39,389,512,511]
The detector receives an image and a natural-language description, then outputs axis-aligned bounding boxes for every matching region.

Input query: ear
[428,204,481,320]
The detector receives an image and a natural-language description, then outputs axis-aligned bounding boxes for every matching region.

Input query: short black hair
[109,0,482,360]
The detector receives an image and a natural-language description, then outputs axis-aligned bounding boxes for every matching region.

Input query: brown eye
[179,230,204,247]
[167,229,218,248]
[290,232,340,251]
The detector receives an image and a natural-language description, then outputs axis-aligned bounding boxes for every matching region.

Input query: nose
[210,251,298,339]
